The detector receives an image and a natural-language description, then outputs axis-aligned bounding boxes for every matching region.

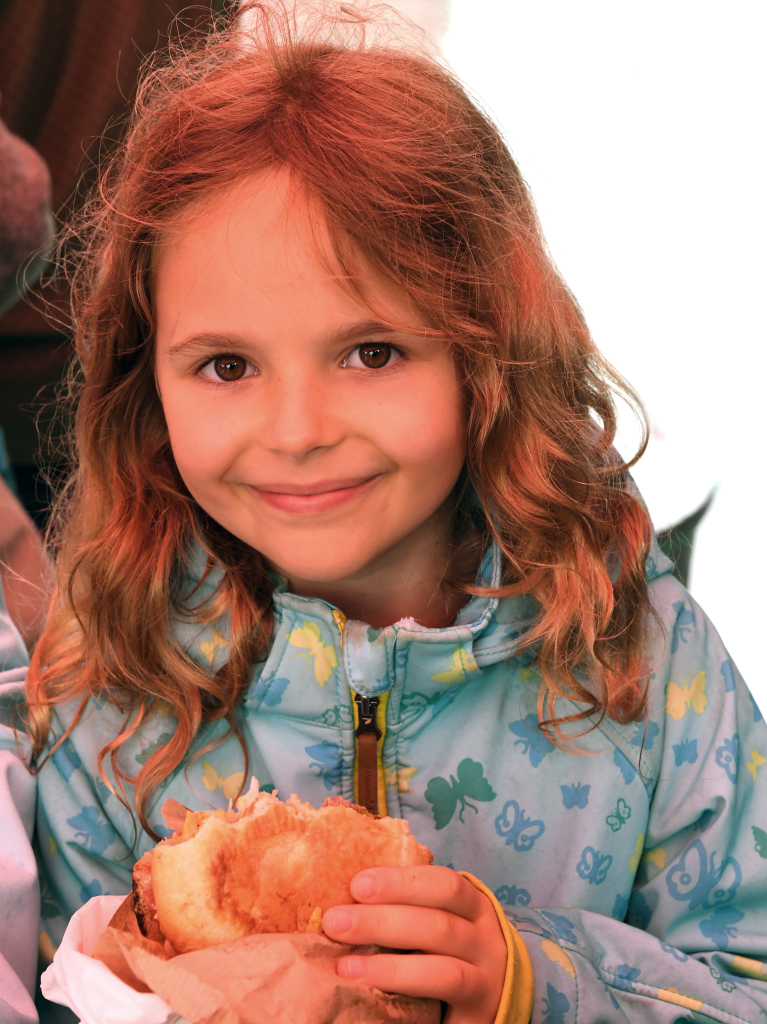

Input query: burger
[132,780,434,954]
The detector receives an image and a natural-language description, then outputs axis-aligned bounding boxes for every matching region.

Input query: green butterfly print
[425,758,496,830]
[753,825,767,858]
[606,798,631,832]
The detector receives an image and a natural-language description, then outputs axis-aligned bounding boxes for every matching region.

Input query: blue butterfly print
[666,839,742,910]
[94,777,112,804]
[599,979,620,1011]
[66,807,117,856]
[576,846,612,885]
[541,912,577,943]
[612,893,629,920]
[709,967,736,993]
[613,748,636,784]
[630,719,660,750]
[751,691,764,723]
[508,713,554,767]
[612,965,641,991]
[251,675,290,707]
[392,644,410,676]
[659,939,688,963]
[51,738,82,781]
[721,660,735,692]
[715,734,739,783]
[494,800,545,851]
[135,731,173,766]
[79,879,102,903]
[671,601,695,653]
[401,690,455,721]
[699,906,744,948]
[560,783,590,808]
[673,738,698,766]
[606,798,631,832]
[425,759,496,829]
[541,983,570,1024]
[494,884,531,906]
[305,741,349,791]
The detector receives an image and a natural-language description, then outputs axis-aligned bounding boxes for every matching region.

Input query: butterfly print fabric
[3,525,767,1024]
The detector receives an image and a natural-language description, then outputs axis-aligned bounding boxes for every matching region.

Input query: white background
[433,1,767,711]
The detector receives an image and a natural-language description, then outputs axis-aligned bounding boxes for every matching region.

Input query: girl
[1,4,765,1022]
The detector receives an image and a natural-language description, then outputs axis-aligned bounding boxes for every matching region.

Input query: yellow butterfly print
[731,955,767,980]
[288,621,338,686]
[199,629,229,666]
[748,749,766,782]
[656,989,703,1012]
[541,939,576,978]
[629,832,644,874]
[430,646,478,684]
[665,670,707,720]
[642,847,666,871]
[201,759,245,802]
[48,835,57,856]
[384,765,418,794]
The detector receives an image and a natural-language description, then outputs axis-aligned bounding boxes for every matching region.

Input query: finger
[322,903,477,959]
[337,952,488,1009]
[349,865,485,921]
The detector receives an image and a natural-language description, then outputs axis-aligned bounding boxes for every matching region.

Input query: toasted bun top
[133,782,433,953]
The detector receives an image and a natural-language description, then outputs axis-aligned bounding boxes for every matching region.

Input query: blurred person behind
[0,111,53,316]
[0,111,53,646]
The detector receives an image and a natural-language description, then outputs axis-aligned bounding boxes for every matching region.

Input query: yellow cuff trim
[459,872,534,1024]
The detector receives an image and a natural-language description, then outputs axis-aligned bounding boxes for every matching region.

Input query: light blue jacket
[2,538,766,1024]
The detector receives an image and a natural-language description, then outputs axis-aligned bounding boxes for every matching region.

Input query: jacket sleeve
[0,670,38,1024]
[504,577,767,1024]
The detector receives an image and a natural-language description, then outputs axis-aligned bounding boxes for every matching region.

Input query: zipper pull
[354,694,381,815]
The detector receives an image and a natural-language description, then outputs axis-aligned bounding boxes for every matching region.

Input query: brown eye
[356,343,392,369]
[214,356,247,380]
[200,355,255,382]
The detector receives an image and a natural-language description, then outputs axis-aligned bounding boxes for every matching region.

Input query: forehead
[153,169,427,340]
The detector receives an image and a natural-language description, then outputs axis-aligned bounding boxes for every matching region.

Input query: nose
[257,370,343,460]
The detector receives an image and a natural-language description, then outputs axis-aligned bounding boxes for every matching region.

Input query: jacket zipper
[354,693,381,815]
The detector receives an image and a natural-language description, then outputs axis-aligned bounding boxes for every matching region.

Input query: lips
[249,475,380,514]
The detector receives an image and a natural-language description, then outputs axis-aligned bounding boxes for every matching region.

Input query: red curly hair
[26,2,652,836]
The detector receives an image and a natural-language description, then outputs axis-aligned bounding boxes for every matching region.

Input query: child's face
[154,172,465,586]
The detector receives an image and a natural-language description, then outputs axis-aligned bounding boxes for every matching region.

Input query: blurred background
[0,0,764,710]
[437,0,766,713]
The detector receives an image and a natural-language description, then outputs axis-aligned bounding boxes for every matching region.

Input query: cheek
[161,389,240,492]
[379,374,465,479]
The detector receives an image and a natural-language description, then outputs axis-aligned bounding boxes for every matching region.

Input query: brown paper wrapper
[93,897,441,1024]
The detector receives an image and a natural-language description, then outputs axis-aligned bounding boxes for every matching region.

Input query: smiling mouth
[249,476,380,513]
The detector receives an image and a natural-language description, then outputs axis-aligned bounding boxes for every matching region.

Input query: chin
[254,538,389,587]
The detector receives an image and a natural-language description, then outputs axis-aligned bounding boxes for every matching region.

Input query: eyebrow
[167,319,418,356]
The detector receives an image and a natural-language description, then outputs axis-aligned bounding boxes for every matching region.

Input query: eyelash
[194,344,406,383]
[340,343,405,375]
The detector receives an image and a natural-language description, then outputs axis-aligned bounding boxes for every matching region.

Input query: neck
[279,506,476,629]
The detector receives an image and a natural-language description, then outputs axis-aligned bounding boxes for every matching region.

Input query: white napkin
[40,894,189,1024]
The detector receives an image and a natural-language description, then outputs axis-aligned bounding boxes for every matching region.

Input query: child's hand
[322,866,507,1024]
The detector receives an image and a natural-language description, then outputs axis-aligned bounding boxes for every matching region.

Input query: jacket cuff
[459,872,534,1024]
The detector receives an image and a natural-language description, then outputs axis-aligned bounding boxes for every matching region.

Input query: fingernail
[340,956,367,979]
[353,873,376,899]
[325,908,353,933]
